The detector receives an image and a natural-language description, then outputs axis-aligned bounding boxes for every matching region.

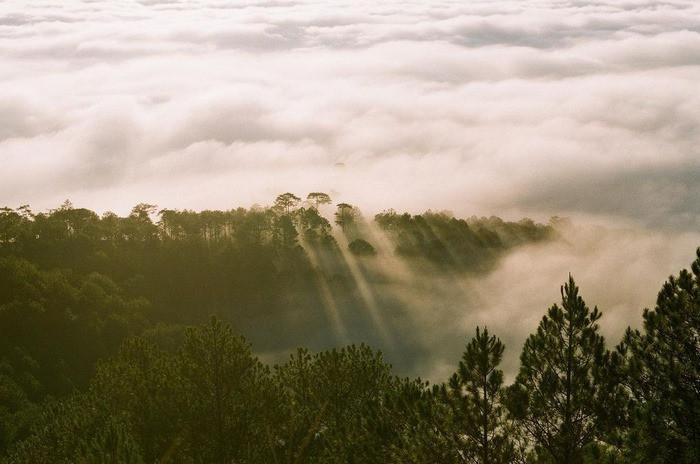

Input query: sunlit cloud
[1,0,698,230]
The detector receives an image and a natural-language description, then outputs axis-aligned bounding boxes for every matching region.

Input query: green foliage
[618,248,700,463]
[0,199,549,362]
[335,203,357,232]
[273,344,396,463]
[0,363,40,453]
[307,192,332,209]
[5,394,143,464]
[375,210,554,272]
[4,321,406,463]
[177,318,277,463]
[275,193,301,215]
[507,276,610,464]
[11,319,282,464]
[348,238,376,256]
[0,256,148,401]
[446,327,515,464]
[377,380,459,463]
[4,197,700,463]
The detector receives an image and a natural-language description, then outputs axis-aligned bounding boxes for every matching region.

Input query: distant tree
[129,204,157,222]
[348,238,376,256]
[335,203,356,232]
[447,327,514,464]
[307,192,332,210]
[299,207,332,243]
[124,204,158,241]
[274,193,301,216]
[619,248,700,463]
[57,199,73,211]
[0,256,148,405]
[15,205,33,219]
[507,276,609,464]
[0,207,33,244]
[274,214,299,249]
[237,209,272,246]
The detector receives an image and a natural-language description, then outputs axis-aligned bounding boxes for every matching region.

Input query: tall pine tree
[446,327,514,464]
[620,248,700,463]
[508,276,608,464]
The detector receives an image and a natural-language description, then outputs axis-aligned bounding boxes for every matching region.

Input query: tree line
[0,194,553,407]
[4,196,697,462]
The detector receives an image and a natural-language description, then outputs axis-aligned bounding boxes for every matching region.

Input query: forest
[0,193,698,463]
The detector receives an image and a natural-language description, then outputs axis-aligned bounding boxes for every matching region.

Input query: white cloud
[2,0,698,225]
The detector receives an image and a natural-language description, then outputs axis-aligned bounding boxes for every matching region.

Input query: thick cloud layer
[2,0,699,228]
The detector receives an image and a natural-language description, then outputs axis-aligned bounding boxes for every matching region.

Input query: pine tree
[273,344,395,464]
[447,327,514,464]
[177,317,273,464]
[620,248,700,463]
[507,276,608,464]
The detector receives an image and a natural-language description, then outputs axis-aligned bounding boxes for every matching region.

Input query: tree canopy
[1,197,696,463]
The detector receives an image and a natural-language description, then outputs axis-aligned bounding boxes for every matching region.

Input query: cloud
[1,0,698,224]
[451,223,700,379]
[363,222,700,380]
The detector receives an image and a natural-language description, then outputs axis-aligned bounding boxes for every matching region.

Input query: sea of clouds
[2,0,700,376]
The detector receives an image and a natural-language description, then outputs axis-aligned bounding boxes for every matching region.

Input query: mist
[266,214,700,382]
[395,222,700,380]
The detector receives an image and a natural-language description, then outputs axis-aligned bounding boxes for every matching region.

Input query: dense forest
[0,194,698,463]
